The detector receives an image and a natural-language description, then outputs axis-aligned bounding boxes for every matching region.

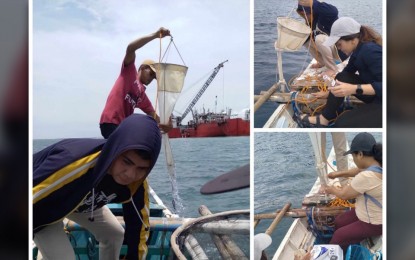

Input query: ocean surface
[254,0,383,127]
[254,132,382,256]
[33,136,250,218]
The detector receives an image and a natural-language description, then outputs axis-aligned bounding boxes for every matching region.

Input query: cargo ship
[168,108,250,138]
[167,60,250,138]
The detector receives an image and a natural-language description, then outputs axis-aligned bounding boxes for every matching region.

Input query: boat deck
[272,147,382,259]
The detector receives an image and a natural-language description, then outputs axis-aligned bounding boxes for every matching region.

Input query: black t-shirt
[75,174,131,213]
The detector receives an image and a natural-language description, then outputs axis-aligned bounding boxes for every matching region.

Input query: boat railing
[171,206,249,259]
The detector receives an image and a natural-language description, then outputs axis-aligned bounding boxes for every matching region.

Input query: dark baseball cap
[343,132,376,155]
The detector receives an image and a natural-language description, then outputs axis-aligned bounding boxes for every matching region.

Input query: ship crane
[177,60,228,125]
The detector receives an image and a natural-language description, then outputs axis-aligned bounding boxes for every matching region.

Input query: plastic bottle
[322,75,336,87]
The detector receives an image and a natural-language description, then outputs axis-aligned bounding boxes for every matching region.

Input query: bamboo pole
[66,217,248,234]
[259,203,292,260]
[254,93,325,106]
[254,219,260,228]
[171,210,249,259]
[199,205,248,260]
[265,203,291,236]
[190,221,249,235]
[255,206,349,220]
[254,91,364,105]
[184,234,209,260]
[254,83,279,112]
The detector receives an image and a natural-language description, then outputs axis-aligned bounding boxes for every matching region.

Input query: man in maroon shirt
[100,27,172,139]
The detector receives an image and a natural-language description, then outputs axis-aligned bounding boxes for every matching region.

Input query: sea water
[33,136,250,218]
[254,0,383,127]
[254,132,382,257]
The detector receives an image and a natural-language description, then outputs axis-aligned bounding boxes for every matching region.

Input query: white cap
[254,233,272,260]
[323,17,361,47]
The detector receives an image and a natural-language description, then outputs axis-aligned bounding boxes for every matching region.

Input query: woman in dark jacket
[33,114,161,259]
[299,17,382,128]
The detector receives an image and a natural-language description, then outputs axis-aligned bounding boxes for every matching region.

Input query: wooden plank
[185,234,209,260]
[254,83,279,112]
[254,92,364,105]
[265,203,291,236]
[199,205,248,260]
[255,206,349,219]
[200,164,249,194]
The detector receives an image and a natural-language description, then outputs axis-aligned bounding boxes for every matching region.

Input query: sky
[33,0,250,139]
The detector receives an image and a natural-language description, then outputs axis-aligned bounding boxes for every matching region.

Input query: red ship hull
[168,118,250,138]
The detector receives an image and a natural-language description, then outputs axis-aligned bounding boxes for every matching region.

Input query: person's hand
[157,27,171,38]
[159,123,172,133]
[318,185,327,194]
[320,184,335,195]
[294,246,313,260]
[311,90,329,99]
[329,80,356,97]
[158,116,173,133]
[300,251,312,260]
[327,172,337,179]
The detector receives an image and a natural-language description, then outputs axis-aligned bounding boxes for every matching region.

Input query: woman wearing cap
[322,132,382,252]
[100,27,172,139]
[299,17,382,128]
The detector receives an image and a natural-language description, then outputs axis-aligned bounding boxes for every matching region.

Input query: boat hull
[168,118,250,138]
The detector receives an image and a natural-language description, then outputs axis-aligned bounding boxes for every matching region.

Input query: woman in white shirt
[323,132,382,251]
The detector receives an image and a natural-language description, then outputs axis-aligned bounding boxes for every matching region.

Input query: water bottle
[323,75,336,87]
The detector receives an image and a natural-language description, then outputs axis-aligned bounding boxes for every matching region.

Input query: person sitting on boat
[299,17,382,128]
[99,27,172,139]
[296,0,347,77]
[33,114,161,260]
[322,132,382,252]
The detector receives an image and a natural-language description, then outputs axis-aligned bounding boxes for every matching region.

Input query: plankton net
[154,37,188,214]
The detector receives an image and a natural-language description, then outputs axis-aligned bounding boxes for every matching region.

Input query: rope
[171,38,186,66]
[306,206,335,243]
[154,35,187,121]
[328,197,355,208]
[154,33,163,120]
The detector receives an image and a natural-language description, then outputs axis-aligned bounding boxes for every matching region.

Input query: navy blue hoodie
[308,0,338,35]
[33,114,161,259]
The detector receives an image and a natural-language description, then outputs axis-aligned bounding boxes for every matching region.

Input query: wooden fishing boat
[254,133,383,260]
[254,15,363,128]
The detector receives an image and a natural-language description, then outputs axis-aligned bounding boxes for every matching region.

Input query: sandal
[295,114,327,128]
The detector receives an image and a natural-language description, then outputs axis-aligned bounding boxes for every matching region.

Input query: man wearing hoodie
[33,114,161,259]
[100,27,172,139]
